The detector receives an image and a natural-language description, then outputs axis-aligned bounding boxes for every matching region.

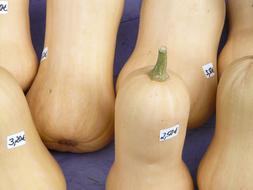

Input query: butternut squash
[197,57,253,190]
[0,0,38,91]
[26,0,124,153]
[0,68,66,190]
[116,0,225,128]
[218,0,253,78]
[106,47,194,190]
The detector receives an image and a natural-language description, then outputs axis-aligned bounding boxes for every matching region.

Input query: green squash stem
[148,46,169,82]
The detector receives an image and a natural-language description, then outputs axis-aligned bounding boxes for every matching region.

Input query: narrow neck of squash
[149,47,169,82]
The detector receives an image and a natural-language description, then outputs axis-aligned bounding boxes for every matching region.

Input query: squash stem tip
[149,46,169,82]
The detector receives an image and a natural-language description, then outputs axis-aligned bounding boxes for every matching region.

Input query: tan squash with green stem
[117,0,225,128]
[198,57,253,190]
[0,68,66,190]
[0,0,38,91]
[218,0,253,78]
[106,47,193,190]
[27,0,124,153]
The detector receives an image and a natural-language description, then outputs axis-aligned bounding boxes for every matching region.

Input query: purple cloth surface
[29,0,228,189]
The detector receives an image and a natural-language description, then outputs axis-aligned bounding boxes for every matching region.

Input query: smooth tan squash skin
[198,58,253,190]
[107,49,193,190]
[27,0,124,153]
[0,68,66,190]
[0,0,38,91]
[218,0,253,78]
[116,0,225,128]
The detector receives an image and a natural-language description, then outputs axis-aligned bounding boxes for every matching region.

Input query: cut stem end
[148,46,169,82]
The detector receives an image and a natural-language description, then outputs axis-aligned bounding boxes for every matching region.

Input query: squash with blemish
[27,0,124,153]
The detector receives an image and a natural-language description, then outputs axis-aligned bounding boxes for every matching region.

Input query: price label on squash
[41,47,48,62]
[7,131,26,149]
[0,1,8,14]
[160,124,180,142]
[202,63,215,78]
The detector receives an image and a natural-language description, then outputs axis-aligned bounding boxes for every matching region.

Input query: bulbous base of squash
[41,121,114,153]
[187,108,215,129]
[186,76,216,129]
[0,42,38,91]
[26,81,115,153]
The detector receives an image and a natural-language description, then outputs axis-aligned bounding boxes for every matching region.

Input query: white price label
[7,131,26,149]
[41,47,48,62]
[160,124,180,142]
[0,1,8,14]
[202,63,215,78]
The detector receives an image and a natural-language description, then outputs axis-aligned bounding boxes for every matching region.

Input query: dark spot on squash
[49,89,52,93]
[58,139,78,147]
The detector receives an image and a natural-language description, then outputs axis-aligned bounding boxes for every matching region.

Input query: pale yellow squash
[106,47,193,190]
[27,0,124,153]
[218,0,253,77]
[0,68,66,190]
[117,0,225,128]
[198,57,253,190]
[0,0,38,91]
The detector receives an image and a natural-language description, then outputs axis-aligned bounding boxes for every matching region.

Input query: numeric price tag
[160,124,180,142]
[202,63,215,78]
[7,131,26,149]
[0,1,8,15]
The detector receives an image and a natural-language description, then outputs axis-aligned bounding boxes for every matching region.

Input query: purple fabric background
[29,0,228,189]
